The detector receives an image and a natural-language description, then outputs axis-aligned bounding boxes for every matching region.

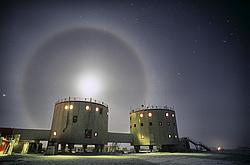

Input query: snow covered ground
[0,152,249,165]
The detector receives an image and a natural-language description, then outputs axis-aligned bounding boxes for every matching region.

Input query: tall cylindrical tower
[130,105,179,152]
[49,97,108,152]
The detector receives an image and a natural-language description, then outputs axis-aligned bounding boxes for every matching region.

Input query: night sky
[0,0,249,149]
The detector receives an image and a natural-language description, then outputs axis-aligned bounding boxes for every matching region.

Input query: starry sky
[0,0,249,149]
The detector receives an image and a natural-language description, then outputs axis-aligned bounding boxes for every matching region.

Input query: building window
[85,105,90,111]
[166,112,169,117]
[69,104,73,110]
[85,129,92,138]
[130,117,131,120]
[175,135,178,138]
[173,123,176,126]
[140,113,144,118]
[73,116,78,123]
[172,113,175,117]
[159,122,162,126]
[141,134,144,139]
[99,108,103,114]
[96,107,99,112]
[141,123,144,126]
[53,131,57,136]
[134,124,136,127]
[94,132,98,137]
[167,122,170,126]
[64,105,69,110]
[168,134,171,138]
[130,125,132,128]
[148,112,152,117]
[149,122,152,126]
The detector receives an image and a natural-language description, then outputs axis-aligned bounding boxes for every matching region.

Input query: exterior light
[168,134,171,138]
[217,146,221,151]
[64,105,69,110]
[96,107,99,112]
[69,105,73,110]
[172,114,175,117]
[139,113,143,118]
[166,113,169,117]
[175,135,177,138]
[148,112,152,117]
[86,105,90,111]
[141,135,144,139]
[53,131,57,136]
[94,132,98,137]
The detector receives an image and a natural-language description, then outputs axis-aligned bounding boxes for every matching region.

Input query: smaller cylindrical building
[49,97,108,152]
[130,105,179,152]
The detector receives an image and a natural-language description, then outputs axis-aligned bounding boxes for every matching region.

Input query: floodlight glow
[53,131,57,136]
[86,105,90,111]
[148,112,152,117]
[69,105,73,110]
[96,107,99,112]
[139,113,143,118]
[64,105,69,110]
[94,132,98,137]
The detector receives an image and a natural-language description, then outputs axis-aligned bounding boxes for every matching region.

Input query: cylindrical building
[49,97,108,152]
[130,105,179,152]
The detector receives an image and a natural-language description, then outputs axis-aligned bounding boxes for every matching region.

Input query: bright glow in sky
[76,72,104,97]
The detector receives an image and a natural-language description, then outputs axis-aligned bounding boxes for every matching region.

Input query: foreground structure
[0,97,210,155]
[130,105,179,152]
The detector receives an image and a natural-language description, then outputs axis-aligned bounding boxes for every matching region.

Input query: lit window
[167,122,170,126]
[70,105,73,110]
[168,134,171,138]
[141,123,144,126]
[141,135,144,139]
[86,105,90,111]
[64,105,69,110]
[159,122,162,126]
[166,113,169,117]
[99,108,103,114]
[148,112,152,117]
[174,135,177,138]
[53,131,57,136]
[94,132,98,137]
[172,114,175,117]
[96,107,99,112]
[140,113,144,118]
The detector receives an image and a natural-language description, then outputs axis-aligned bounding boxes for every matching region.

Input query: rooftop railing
[131,105,174,112]
[55,97,108,107]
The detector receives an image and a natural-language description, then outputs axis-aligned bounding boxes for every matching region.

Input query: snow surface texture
[0,152,249,165]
